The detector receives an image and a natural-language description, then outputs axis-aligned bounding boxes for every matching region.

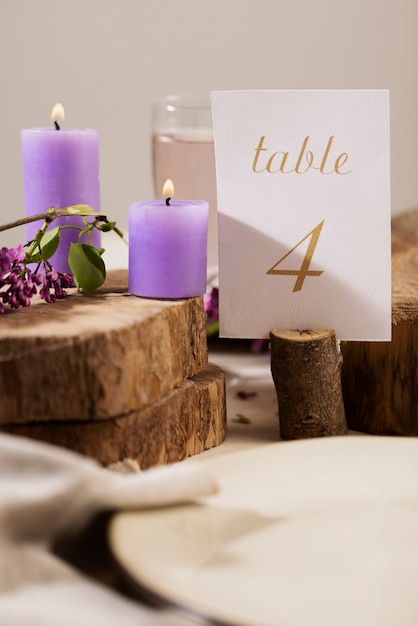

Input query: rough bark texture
[270,329,348,440]
[2,363,226,468]
[0,270,208,424]
[341,209,418,435]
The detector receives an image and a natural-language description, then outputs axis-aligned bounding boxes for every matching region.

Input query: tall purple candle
[21,104,100,275]
[128,182,208,299]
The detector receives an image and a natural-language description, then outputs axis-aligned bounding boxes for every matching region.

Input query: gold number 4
[266,220,324,292]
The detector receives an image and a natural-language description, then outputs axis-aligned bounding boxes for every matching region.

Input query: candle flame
[51,103,65,124]
[162,178,174,200]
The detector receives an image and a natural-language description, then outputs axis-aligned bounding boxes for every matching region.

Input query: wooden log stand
[341,208,418,435]
[0,270,227,468]
[270,329,348,440]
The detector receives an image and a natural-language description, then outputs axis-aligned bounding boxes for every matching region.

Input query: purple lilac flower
[251,338,270,353]
[0,248,12,276]
[0,244,25,275]
[204,286,219,322]
[0,245,33,312]
[36,266,72,303]
[0,245,72,313]
[236,390,258,400]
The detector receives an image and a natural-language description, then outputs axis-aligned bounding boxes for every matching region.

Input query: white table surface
[197,343,282,460]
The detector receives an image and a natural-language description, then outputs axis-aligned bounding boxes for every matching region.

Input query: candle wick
[165,197,171,206]
[54,120,60,130]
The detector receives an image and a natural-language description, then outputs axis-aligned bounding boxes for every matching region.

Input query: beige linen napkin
[0,432,217,626]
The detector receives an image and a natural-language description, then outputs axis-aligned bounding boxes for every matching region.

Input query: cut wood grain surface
[2,363,227,468]
[0,270,208,424]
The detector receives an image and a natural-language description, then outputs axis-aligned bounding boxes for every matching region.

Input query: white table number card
[210,90,391,341]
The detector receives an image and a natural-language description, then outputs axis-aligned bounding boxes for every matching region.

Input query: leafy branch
[0,205,126,314]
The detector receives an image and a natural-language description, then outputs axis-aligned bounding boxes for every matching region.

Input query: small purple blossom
[236,390,258,400]
[251,338,270,353]
[0,245,33,312]
[0,248,12,276]
[0,244,25,275]
[35,265,73,304]
[204,286,219,322]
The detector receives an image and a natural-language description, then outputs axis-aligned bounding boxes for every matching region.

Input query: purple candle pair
[21,104,100,275]
[128,190,208,299]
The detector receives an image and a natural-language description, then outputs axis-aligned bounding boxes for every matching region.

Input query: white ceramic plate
[109,436,418,626]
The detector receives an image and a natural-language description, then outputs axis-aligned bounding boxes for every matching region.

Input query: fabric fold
[0,433,217,625]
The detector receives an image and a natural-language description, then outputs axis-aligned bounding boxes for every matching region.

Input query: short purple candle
[128,195,209,299]
[21,104,100,275]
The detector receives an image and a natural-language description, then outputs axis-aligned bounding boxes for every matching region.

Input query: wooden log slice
[0,270,208,425]
[341,209,418,435]
[1,363,226,469]
[270,329,348,440]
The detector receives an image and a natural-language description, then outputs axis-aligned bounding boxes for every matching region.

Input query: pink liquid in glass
[152,129,218,269]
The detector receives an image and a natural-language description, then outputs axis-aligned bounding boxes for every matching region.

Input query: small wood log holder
[270,329,348,440]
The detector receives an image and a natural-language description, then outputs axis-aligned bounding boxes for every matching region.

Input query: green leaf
[66,204,101,216]
[68,243,106,294]
[28,226,60,263]
[235,413,252,424]
[97,221,116,232]
[206,320,219,337]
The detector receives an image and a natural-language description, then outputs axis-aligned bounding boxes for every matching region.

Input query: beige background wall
[0,0,417,250]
